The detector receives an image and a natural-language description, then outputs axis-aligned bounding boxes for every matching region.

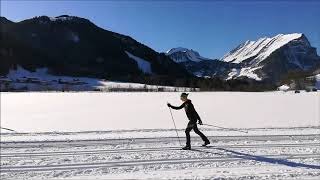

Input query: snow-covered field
[1,91,319,132]
[1,128,320,179]
[1,92,319,179]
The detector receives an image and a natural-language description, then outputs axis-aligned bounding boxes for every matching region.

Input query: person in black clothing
[167,93,210,150]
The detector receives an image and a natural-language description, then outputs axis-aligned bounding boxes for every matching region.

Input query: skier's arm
[196,112,203,125]
[167,102,185,110]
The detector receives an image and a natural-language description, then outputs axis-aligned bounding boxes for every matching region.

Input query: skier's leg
[185,123,193,147]
[193,124,210,143]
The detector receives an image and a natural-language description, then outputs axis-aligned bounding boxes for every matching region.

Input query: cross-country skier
[167,93,210,150]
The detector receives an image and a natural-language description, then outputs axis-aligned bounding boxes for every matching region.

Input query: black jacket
[169,100,201,122]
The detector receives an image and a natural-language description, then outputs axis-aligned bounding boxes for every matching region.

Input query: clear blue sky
[1,0,320,58]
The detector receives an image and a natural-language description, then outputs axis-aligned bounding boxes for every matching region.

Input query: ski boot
[202,141,210,147]
[182,145,191,150]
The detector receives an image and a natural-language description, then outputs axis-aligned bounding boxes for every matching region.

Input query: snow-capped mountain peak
[165,47,210,63]
[221,33,304,64]
[32,15,92,25]
[49,15,77,22]
[221,33,320,82]
[166,47,198,55]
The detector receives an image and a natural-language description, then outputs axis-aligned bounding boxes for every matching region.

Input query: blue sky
[1,0,320,58]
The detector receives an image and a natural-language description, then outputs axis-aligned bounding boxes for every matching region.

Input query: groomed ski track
[1,131,320,179]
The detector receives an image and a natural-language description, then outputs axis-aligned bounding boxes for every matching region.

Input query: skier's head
[180,93,189,101]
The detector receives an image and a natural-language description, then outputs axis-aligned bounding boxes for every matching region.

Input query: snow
[1,127,319,143]
[1,66,191,91]
[1,128,319,179]
[1,91,319,133]
[71,165,320,180]
[222,33,303,65]
[1,92,319,179]
[227,66,262,80]
[49,16,74,22]
[278,84,290,91]
[316,74,320,89]
[194,70,205,77]
[165,47,190,55]
[165,47,211,62]
[125,51,152,74]
[256,33,302,60]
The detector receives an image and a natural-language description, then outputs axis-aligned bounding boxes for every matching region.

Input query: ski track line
[1,134,319,148]
[1,143,319,158]
[1,134,320,149]
[1,153,319,173]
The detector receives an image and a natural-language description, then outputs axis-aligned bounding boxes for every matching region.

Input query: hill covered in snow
[166,33,320,85]
[166,47,212,63]
[1,15,319,91]
[221,33,320,82]
[165,47,236,78]
[0,15,190,85]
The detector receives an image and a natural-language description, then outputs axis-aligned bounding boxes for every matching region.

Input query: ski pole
[168,105,182,146]
[0,127,16,132]
[202,123,248,134]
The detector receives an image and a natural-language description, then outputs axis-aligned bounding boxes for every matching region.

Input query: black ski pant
[185,121,209,147]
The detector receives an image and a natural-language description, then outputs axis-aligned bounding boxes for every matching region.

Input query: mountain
[178,60,238,78]
[166,47,211,63]
[165,47,236,77]
[0,17,13,24]
[0,15,190,82]
[1,16,319,90]
[222,33,305,64]
[221,33,320,83]
[167,33,320,84]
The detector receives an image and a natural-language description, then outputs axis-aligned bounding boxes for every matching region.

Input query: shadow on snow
[191,146,320,170]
